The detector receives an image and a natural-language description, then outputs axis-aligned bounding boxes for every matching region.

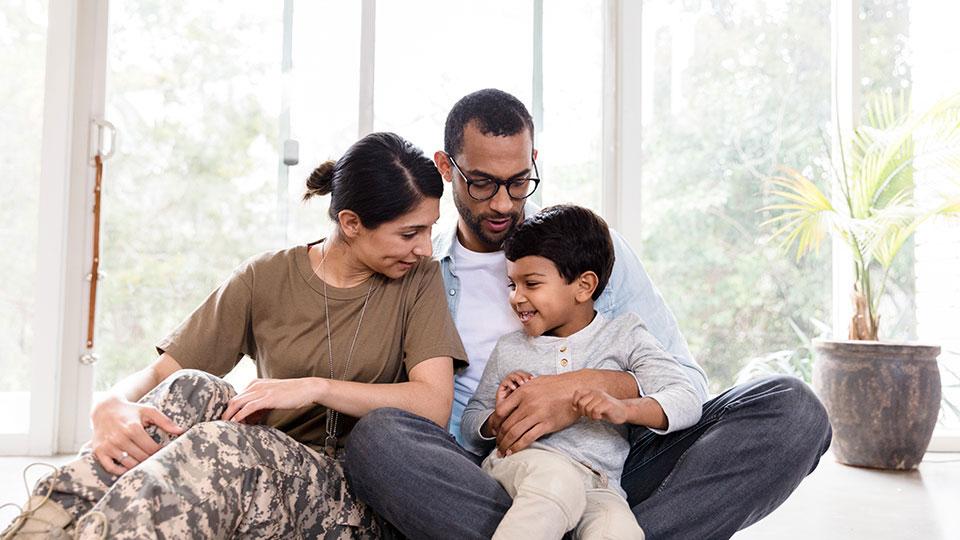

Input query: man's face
[435,121,536,252]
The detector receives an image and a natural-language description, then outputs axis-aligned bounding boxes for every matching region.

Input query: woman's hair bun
[303,160,336,201]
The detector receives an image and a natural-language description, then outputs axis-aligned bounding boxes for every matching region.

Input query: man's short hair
[503,205,615,301]
[444,89,535,157]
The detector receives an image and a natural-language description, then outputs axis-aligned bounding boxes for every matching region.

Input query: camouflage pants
[37,369,382,539]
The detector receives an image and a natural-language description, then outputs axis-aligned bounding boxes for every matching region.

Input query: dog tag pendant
[325,435,338,457]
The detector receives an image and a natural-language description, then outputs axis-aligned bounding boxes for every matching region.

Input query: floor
[732,452,960,539]
[1,452,958,538]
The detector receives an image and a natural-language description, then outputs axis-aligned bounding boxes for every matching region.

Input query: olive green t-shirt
[157,240,467,451]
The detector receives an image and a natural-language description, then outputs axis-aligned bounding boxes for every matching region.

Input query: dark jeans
[343,375,832,540]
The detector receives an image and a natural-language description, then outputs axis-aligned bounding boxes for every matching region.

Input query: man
[344,89,832,539]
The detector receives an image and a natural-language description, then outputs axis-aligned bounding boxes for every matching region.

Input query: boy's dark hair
[503,205,615,301]
[444,88,534,157]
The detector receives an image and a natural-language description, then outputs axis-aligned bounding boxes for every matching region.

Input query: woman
[5,132,466,539]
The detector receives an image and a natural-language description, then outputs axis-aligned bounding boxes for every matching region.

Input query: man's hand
[573,389,630,424]
[495,373,581,455]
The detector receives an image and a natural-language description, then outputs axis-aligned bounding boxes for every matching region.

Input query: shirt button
[560,345,567,353]
[560,358,569,367]
[448,289,456,296]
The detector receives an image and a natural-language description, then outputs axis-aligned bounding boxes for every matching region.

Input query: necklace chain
[316,241,374,457]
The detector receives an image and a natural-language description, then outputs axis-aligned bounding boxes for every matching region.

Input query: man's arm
[494,368,638,454]
[602,230,709,402]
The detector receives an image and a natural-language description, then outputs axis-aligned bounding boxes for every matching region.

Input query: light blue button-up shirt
[435,203,709,442]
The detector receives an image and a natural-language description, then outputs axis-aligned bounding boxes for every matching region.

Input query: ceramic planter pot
[813,339,941,470]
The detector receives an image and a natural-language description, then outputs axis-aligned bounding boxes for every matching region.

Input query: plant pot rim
[813,338,941,356]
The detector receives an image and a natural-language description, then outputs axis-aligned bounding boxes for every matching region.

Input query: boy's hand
[483,371,534,440]
[497,370,534,405]
[495,370,638,455]
[573,389,630,424]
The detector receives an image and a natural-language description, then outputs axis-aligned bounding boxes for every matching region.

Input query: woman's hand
[90,395,186,476]
[221,377,327,423]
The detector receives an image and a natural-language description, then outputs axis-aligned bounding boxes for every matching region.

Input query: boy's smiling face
[507,255,597,338]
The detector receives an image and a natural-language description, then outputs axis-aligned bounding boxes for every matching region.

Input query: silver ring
[119,451,129,460]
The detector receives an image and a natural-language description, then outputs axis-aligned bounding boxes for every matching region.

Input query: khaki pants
[37,370,381,540]
[483,448,644,540]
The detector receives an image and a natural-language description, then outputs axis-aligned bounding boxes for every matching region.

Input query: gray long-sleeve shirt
[461,312,703,496]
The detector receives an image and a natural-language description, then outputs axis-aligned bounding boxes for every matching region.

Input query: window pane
[541,1,603,211]
[286,0,361,245]
[95,1,283,391]
[0,0,47,434]
[861,0,960,434]
[374,0,532,154]
[640,0,833,392]
[859,0,916,342]
[373,0,533,234]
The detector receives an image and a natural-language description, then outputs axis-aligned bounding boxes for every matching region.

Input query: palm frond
[766,91,960,341]
[761,169,835,260]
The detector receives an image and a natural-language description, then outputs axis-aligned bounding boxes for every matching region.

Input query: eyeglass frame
[444,152,541,201]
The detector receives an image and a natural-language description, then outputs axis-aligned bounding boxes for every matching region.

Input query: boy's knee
[580,493,644,540]
[513,458,587,527]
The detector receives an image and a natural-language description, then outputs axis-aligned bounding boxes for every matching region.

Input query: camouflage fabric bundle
[35,370,382,539]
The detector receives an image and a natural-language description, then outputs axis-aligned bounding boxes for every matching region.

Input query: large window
[14,1,958,454]
[0,0,47,434]
[639,0,833,392]
[860,0,960,435]
[95,2,283,390]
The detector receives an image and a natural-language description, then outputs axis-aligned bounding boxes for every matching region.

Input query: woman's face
[353,197,440,279]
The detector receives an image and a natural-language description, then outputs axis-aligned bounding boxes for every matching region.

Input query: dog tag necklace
[318,241,374,457]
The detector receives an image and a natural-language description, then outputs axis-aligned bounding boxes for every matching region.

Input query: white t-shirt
[451,237,522,438]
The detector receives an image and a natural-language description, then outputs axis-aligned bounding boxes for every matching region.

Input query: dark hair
[303,132,442,229]
[444,88,535,157]
[503,205,615,301]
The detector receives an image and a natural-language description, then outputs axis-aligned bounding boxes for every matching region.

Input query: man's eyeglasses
[445,153,540,201]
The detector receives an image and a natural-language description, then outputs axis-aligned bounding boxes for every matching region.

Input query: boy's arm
[460,342,505,455]
[573,388,669,429]
[619,314,703,434]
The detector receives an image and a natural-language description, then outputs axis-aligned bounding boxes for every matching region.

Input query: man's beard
[452,189,521,251]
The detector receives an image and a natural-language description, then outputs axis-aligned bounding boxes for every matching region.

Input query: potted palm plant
[764,91,960,469]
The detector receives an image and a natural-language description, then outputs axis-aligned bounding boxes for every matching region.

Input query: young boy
[460,205,703,540]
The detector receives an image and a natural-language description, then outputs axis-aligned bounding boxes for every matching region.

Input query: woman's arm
[89,353,186,475]
[101,352,183,403]
[222,356,455,428]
